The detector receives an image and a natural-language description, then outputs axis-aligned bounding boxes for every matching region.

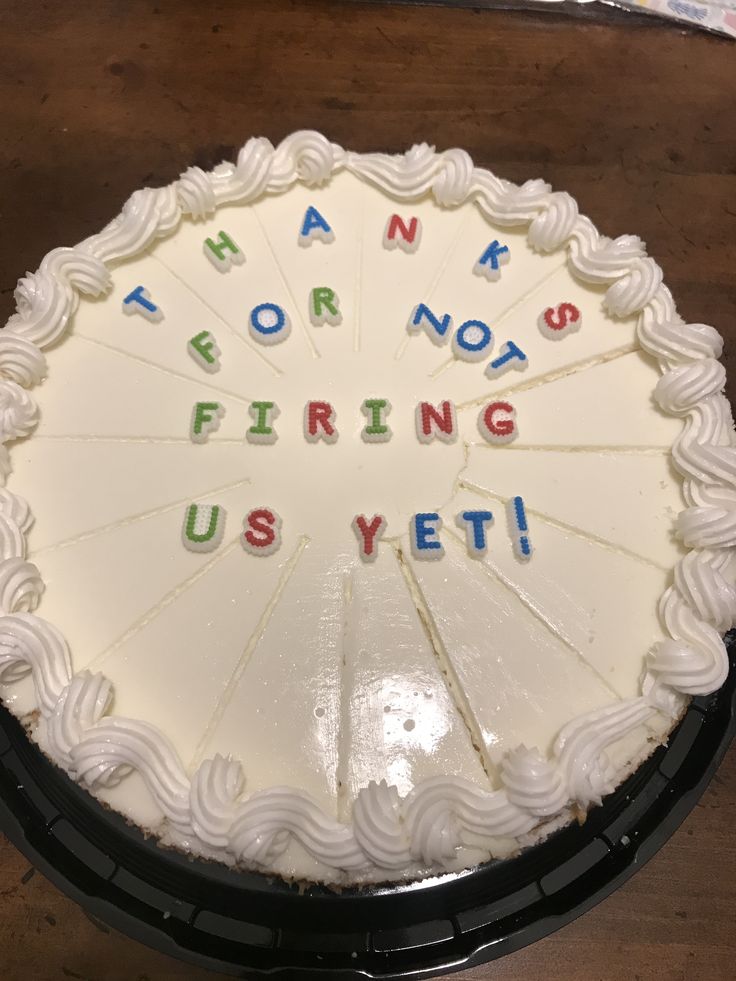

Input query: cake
[0,131,733,886]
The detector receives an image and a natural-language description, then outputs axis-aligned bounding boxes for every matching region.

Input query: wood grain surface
[0,2,735,978]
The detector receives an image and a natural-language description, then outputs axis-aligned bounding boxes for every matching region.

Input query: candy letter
[485,340,528,379]
[304,400,338,443]
[298,206,334,247]
[203,231,245,272]
[352,513,387,563]
[182,503,226,553]
[406,303,452,346]
[478,401,518,444]
[456,510,494,558]
[249,302,291,346]
[507,496,533,561]
[452,319,493,362]
[361,398,392,443]
[122,285,162,322]
[383,215,421,254]
[415,400,458,444]
[188,330,221,373]
[247,400,279,444]
[242,507,282,556]
[538,302,582,340]
[411,512,444,560]
[190,401,224,443]
[473,240,510,281]
[310,287,342,326]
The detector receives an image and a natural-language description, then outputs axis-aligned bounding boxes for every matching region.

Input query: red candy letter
[416,400,458,444]
[242,507,282,556]
[478,401,517,444]
[352,514,387,563]
[383,215,421,253]
[538,302,582,340]
[304,400,338,443]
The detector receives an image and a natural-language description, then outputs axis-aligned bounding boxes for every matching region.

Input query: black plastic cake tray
[0,634,734,979]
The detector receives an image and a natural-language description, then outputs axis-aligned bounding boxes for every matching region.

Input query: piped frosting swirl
[0,132,731,879]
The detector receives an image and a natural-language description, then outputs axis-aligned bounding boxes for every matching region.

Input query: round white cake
[0,132,733,885]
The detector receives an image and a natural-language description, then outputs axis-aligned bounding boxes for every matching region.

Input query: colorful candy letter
[188,331,221,373]
[249,302,291,346]
[473,240,510,281]
[383,215,421,254]
[309,287,342,326]
[507,496,533,561]
[352,513,387,563]
[247,401,279,444]
[485,340,528,379]
[122,285,162,322]
[242,507,282,556]
[407,303,452,346]
[456,510,494,558]
[182,503,226,553]
[538,302,582,341]
[304,400,338,443]
[452,319,493,362]
[203,231,245,272]
[411,512,444,560]
[478,401,518,444]
[298,206,334,247]
[190,401,224,443]
[415,400,458,444]
[361,398,392,443]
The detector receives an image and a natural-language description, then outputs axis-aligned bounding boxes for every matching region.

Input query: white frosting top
[0,131,733,884]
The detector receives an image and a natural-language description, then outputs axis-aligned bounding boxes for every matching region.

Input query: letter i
[507,496,533,561]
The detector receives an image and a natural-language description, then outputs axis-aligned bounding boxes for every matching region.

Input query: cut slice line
[430,257,568,379]
[29,475,252,558]
[455,342,638,410]
[354,196,365,353]
[72,333,254,406]
[394,211,474,362]
[251,209,320,360]
[467,444,672,455]
[30,435,245,445]
[443,530,622,702]
[391,542,497,786]
[87,535,242,672]
[335,567,354,823]
[188,535,310,770]
[459,480,670,571]
[150,253,283,377]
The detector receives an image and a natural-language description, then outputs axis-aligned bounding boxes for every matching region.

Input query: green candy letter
[309,287,342,327]
[247,400,280,445]
[188,330,221,373]
[361,398,392,443]
[182,503,226,553]
[190,401,224,443]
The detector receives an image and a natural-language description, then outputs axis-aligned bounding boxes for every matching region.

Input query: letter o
[249,302,292,346]
[452,319,493,362]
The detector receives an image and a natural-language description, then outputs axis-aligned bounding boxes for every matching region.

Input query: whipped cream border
[0,131,733,879]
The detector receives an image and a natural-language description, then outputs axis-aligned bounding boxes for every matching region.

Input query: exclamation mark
[508,495,533,561]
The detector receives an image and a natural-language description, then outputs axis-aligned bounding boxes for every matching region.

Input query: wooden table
[1,2,735,978]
